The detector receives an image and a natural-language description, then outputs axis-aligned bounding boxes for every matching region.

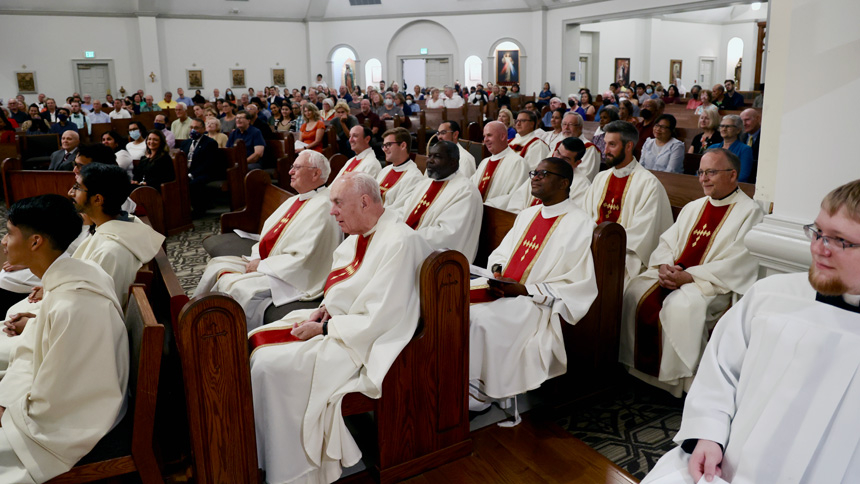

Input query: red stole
[633,201,735,376]
[470,210,563,303]
[324,233,373,295]
[584,141,600,153]
[378,166,406,200]
[258,197,309,260]
[342,157,363,174]
[530,197,542,207]
[249,326,301,356]
[596,173,632,224]
[405,180,446,229]
[477,159,501,201]
[510,136,541,157]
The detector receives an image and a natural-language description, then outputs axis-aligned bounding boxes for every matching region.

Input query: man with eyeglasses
[468,156,598,419]
[619,148,763,397]
[375,127,423,211]
[583,120,672,285]
[471,121,528,208]
[195,151,341,329]
[509,110,550,170]
[436,121,476,177]
[641,178,860,484]
[560,111,601,182]
[506,136,591,212]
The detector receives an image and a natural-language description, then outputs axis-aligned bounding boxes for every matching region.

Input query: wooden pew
[328,153,347,185]
[466,121,482,143]
[650,170,756,219]
[416,108,445,155]
[276,132,298,191]
[129,186,167,237]
[18,133,58,168]
[222,139,248,210]
[2,157,74,207]
[160,152,193,235]
[0,142,18,161]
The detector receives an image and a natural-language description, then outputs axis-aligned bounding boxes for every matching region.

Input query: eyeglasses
[290,164,315,171]
[436,130,452,136]
[696,169,735,177]
[529,170,566,180]
[71,183,87,193]
[653,124,672,130]
[719,124,738,129]
[382,142,401,149]
[803,224,860,251]
[515,119,533,124]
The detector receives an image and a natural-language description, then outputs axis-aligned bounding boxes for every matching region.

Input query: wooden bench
[18,133,58,168]
[221,139,249,210]
[161,152,193,235]
[650,170,756,219]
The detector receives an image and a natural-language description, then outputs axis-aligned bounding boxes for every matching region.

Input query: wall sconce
[149,72,157,82]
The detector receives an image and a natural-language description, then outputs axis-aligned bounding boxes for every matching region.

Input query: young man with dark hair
[376,127,423,211]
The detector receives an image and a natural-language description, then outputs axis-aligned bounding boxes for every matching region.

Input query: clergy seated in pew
[195,151,341,329]
[641,179,860,484]
[619,149,764,397]
[376,127,424,211]
[507,137,591,212]
[508,110,550,170]
[399,141,483,262]
[468,157,598,422]
[331,125,382,183]
[583,121,673,285]
[437,120,477,177]
[248,172,433,484]
[472,121,529,209]
[0,195,129,484]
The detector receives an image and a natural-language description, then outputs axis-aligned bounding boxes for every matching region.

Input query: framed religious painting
[271,68,286,87]
[16,71,37,94]
[614,58,630,86]
[669,60,683,84]
[187,69,204,90]
[496,50,519,86]
[231,68,246,89]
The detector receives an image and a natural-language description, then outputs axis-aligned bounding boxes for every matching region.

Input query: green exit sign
[420,48,428,55]
[85,51,95,58]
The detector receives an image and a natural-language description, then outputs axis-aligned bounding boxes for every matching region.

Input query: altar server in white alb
[471,121,529,209]
[506,137,591,212]
[375,127,424,212]
[642,179,860,484]
[583,120,672,284]
[400,140,482,261]
[194,151,342,329]
[331,126,381,182]
[248,172,431,484]
[0,195,128,484]
[469,157,598,413]
[619,149,764,397]
[508,110,550,170]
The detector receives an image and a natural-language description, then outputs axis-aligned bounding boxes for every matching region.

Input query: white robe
[505,173,591,213]
[619,190,764,396]
[470,147,529,209]
[332,147,381,183]
[643,273,860,484]
[0,258,128,484]
[577,134,602,183]
[509,131,550,170]
[583,160,673,283]
[249,209,431,484]
[398,171,483,262]
[194,187,342,329]
[457,143,477,178]
[470,200,598,399]
[375,160,424,213]
[0,228,89,294]
[541,131,564,155]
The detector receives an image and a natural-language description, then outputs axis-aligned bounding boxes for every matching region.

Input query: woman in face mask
[224,90,236,103]
[125,121,148,161]
[49,108,78,135]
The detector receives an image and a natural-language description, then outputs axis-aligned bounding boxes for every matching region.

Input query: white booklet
[233,229,261,241]
[648,470,730,484]
[469,264,513,284]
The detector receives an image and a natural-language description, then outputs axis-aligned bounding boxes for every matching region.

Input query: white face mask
[384,99,393,106]
[406,100,412,105]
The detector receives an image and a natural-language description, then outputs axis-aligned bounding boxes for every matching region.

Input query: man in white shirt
[171,102,192,139]
[471,121,529,208]
[332,126,382,182]
[86,100,110,134]
[436,120,476,177]
[442,86,465,110]
[108,99,131,119]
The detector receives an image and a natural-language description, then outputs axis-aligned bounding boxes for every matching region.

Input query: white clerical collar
[363,208,395,237]
[844,294,860,306]
[391,160,415,172]
[709,187,741,207]
[541,199,572,218]
[612,159,639,178]
[298,185,325,201]
[356,148,374,160]
[490,147,511,162]
[512,131,537,143]
[434,170,459,182]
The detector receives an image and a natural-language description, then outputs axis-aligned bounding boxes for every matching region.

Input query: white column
[136,15,163,94]
[562,23,582,96]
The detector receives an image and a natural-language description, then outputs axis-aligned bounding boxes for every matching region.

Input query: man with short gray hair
[171,102,191,139]
[561,112,601,182]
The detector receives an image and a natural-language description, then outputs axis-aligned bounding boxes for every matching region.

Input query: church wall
[648,20,723,90]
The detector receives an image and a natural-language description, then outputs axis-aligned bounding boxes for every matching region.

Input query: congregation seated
[49,107,77,136]
[297,103,325,153]
[0,111,15,143]
[204,116,228,148]
[5,98,29,125]
[634,98,665,158]
[332,125,381,182]
[248,172,432,483]
[108,98,131,119]
[740,107,761,163]
[21,104,50,134]
[541,107,566,154]
[125,120,148,161]
[180,117,223,216]
[227,111,266,169]
[619,148,764,396]
[132,129,175,191]
[87,99,111,131]
[101,130,134,176]
[329,101,359,157]
[47,130,80,171]
[497,107,517,140]
[355,99,384,140]
[472,121,529,208]
[685,84,703,110]
[640,114,685,174]
[592,107,619,162]
[721,79,745,109]
[68,101,88,132]
[688,106,722,154]
[152,113,176,148]
[437,120,476,177]
[171,102,191,139]
[709,114,755,183]
[507,137,591,212]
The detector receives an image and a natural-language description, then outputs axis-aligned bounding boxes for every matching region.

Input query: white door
[402,59,426,92]
[698,58,715,87]
[78,64,110,100]
[579,55,590,91]
[425,58,451,90]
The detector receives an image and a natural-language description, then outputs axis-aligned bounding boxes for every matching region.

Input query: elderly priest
[247,172,432,484]
[619,149,764,396]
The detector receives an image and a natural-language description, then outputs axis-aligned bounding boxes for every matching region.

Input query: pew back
[650,170,756,219]
[2,157,74,207]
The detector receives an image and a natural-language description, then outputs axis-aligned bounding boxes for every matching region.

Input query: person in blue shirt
[49,108,79,135]
[708,114,755,183]
[227,111,266,169]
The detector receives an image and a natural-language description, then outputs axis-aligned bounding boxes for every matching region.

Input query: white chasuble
[577,134,602,183]
[0,258,128,483]
[619,190,763,396]
[583,160,672,284]
[470,147,529,209]
[248,209,431,484]
[400,171,483,262]
[457,143,477,178]
[375,160,424,212]
[643,274,860,484]
[505,173,591,213]
[332,147,381,183]
[509,131,550,170]
[469,200,598,399]
[194,187,341,329]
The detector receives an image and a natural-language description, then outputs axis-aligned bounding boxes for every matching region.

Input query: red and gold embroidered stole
[584,141,600,153]
[258,197,309,260]
[633,201,735,376]
[324,233,373,295]
[249,325,301,356]
[477,159,501,201]
[342,157,363,174]
[595,173,632,224]
[510,136,542,157]
[405,180,446,229]
[378,167,406,201]
[470,210,563,304]
[530,197,542,207]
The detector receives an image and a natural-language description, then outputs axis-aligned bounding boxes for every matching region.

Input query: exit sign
[85,51,95,58]
[420,48,428,55]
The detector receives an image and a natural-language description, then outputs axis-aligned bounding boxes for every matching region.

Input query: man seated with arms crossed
[376,127,424,211]
[194,151,341,328]
[248,172,432,484]
[509,110,550,170]
[331,126,382,182]
[0,195,128,484]
[472,121,529,208]
[619,149,764,397]
[400,140,482,262]
[642,180,860,484]
[583,121,672,285]
[227,111,266,170]
[507,137,591,212]
[561,112,601,182]
[436,120,476,177]
[469,157,598,417]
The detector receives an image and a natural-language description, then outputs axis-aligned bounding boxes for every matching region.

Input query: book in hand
[469,264,514,284]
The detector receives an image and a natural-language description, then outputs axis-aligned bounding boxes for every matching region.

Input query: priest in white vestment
[0,194,128,484]
[471,121,529,209]
[506,137,592,212]
[619,149,764,397]
[331,125,382,182]
[642,179,860,484]
[508,110,550,170]
[562,112,601,182]
[194,151,342,329]
[583,121,672,284]
[469,157,598,411]
[375,127,424,212]
[248,173,432,484]
[400,141,482,262]
[437,121,476,177]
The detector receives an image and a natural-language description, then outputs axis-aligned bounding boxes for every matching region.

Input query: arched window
[464,55,482,88]
[726,37,744,83]
[493,40,521,86]
[330,46,358,92]
[365,58,382,91]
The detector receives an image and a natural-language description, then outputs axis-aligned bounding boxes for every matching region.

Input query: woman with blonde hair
[497,107,516,140]
[298,103,325,153]
[689,105,722,154]
[205,117,229,148]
